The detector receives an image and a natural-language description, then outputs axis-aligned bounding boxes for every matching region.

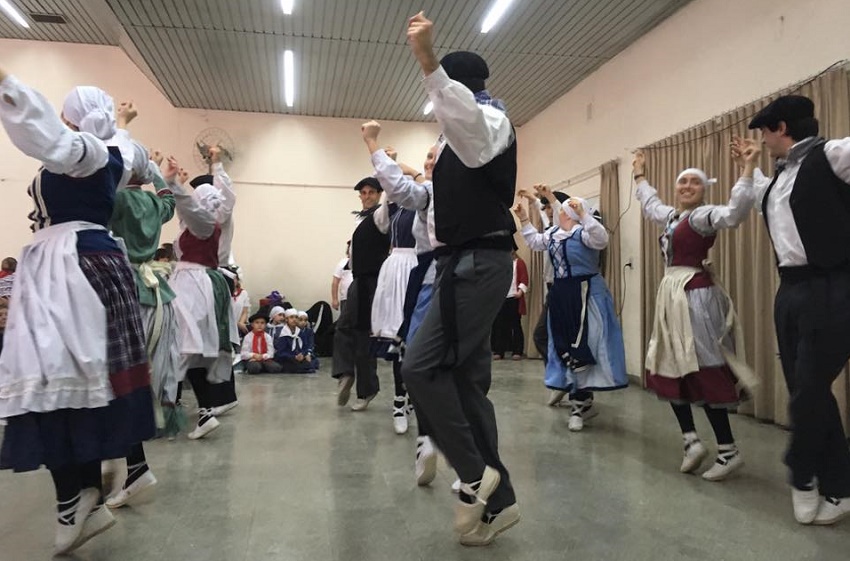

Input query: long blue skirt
[545,275,628,393]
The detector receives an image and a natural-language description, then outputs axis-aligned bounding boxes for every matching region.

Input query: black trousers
[332,276,379,399]
[490,297,524,356]
[775,269,850,497]
[532,284,553,363]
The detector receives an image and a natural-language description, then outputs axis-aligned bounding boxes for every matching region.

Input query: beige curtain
[599,161,623,315]
[640,63,850,430]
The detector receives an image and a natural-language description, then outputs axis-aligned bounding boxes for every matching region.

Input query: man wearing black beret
[332,176,389,411]
[401,12,519,545]
[732,95,850,525]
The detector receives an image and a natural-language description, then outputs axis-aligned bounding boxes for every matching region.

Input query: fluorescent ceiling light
[281,0,294,15]
[480,0,515,33]
[423,101,433,115]
[0,0,29,28]
[283,50,295,107]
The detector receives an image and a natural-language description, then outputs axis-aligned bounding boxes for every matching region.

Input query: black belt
[778,263,850,282]
[435,235,512,369]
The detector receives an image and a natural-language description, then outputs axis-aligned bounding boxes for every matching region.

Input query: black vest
[350,207,390,278]
[789,139,850,269]
[431,137,517,246]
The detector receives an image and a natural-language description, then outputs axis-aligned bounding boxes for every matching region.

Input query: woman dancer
[166,148,238,440]
[0,71,155,554]
[634,148,758,481]
[371,150,418,434]
[516,185,628,431]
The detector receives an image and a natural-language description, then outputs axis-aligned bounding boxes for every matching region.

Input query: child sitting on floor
[297,311,320,371]
[266,305,287,343]
[274,309,316,373]
[242,313,282,374]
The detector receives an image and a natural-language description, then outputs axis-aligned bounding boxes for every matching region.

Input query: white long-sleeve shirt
[0,75,108,178]
[635,178,755,236]
[241,331,274,361]
[521,213,609,253]
[423,66,514,169]
[745,136,850,267]
[210,162,236,266]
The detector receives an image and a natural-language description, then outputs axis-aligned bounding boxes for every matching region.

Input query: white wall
[0,39,439,313]
[517,0,850,376]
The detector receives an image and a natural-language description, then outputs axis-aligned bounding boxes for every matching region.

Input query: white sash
[0,220,112,417]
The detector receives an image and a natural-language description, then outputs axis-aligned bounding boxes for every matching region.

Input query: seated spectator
[241,313,282,374]
[274,309,316,374]
[297,310,320,370]
[0,257,16,298]
[266,306,287,342]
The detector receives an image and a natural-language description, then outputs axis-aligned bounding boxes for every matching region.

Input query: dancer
[0,71,154,555]
[521,190,568,363]
[401,13,519,546]
[362,121,459,487]
[738,95,850,524]
[372,155,418,434]
[635,148,757,481]
[516,186,628,431]
[332,177,389,410]
[166,148,237,439]
[105,131,182,507]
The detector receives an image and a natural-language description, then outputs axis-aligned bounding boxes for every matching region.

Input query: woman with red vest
[635,149,758,482]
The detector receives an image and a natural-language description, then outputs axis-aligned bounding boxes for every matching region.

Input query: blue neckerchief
[474,90,507,114]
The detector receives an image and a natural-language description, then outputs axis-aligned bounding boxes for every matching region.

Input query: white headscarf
[676,168,717,188]
[194,183,225,214]
[561,197,597,222]
[269,306,286,319]
[285,309,298,318]
[62,86,117,140]
[129,140,155,185]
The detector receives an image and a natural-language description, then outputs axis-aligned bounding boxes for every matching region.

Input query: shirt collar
[778,136,820,168]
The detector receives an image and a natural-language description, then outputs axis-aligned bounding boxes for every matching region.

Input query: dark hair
[766,117,819,142]
[154,248,169,261]
[1,257,16,272]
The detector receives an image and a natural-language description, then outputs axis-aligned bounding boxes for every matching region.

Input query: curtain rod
[549,158,620,190]
[643,59,849,150]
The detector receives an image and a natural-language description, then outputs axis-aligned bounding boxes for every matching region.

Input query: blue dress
[545,228,628,393]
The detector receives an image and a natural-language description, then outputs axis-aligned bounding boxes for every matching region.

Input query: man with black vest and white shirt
[332,177,389,411]
[401,12,519,546]
[734,95,850,526]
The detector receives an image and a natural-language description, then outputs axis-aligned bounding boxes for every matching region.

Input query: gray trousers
[402,249,516,511]
[332,277,379,399]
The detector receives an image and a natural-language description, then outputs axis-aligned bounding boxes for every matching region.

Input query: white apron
[645,266,758,393]
[0,221,112,417]
[170,261,233,384]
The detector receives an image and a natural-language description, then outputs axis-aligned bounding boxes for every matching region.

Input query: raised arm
[209,146,235,223]
[632,151,675,226]
[407,13,513,169]
[373,191,391,234]
[577,214,609,250]
[163,157,216,240]
[0,73,108,177]
[688,179,757,234]
[149,152,176,225]
[362,121,430,211]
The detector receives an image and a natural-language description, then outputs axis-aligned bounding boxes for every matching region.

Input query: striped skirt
[0,253,155,472]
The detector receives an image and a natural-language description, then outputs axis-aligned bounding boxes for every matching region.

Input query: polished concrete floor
[1,359,849,560]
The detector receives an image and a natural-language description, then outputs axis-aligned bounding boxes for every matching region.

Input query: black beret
[248,312,269,324]
[541,191,570,205]
[354,177,382,192]
[440,51,489,94]
[748,95,815,129]
[190,174,214,189]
